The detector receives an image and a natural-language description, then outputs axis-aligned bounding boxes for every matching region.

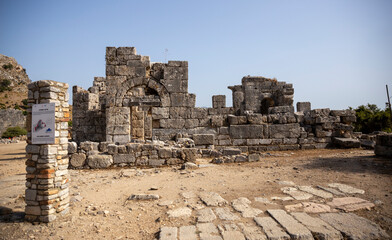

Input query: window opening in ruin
[261,98,274,114]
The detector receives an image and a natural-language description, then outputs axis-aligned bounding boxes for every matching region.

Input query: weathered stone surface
[248,153,260,162]
[87,154,113,168]
[67,142,77,154]
[128,194,159,200]
[113,154,135,164]
[317,186,345,196]
[281,187,313,200]
[229,125,264,139]
[333,137,360,148]
[179,225,197,240]
[297,185,333,199]
[167,207,192,218]
[320,213,389,240]
[214,208,239,221]
[222,148,241,156]
[285,202,331,213]
[231,197,262,218]
[328,183,365,194]
[237,223,267,240]
[199,192,228,207]
[291,212,343,240]
[297,102,311,112]
[197,208,217,223]
[267,209,313,240]
[70,153,86,168]
[181,191,197,199]
[254,216,290,240]
[160,227,178,240]
[327,197,375,212]
[269,123,301,139]
[197,223,222,240]
[193,134,215,145]
[221,231,245,240]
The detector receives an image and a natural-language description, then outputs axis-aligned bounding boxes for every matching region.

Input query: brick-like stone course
[25,80,70,222]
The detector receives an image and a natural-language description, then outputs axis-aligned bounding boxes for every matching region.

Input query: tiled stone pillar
[25,80,70,222]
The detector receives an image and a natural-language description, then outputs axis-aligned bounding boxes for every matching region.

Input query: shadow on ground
[301,154,392,175]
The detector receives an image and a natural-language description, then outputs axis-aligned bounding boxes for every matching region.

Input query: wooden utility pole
[387,85,392,124]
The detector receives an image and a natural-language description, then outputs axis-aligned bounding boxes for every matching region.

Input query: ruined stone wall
[72,47,357,155]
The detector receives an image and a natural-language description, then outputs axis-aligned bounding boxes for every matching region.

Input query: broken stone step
[238,223,267,240]
[197,223,223,240]
[160,227,178,240]
[297,186,333,199]
[221,231,245,240]
[281,187,313,200]
[197,208,217,223]
[327,183,365,194]
[214,207,240,221]
[290,212,343,240]
[254,216,290,240]
[232,197,262,218]
[317,186,345,196]
[199,192,228,207]
[167,207,192,218]
[327,197,375,212]
[320,213,389,240]
[179,225,197,240]
[267,209,314,240]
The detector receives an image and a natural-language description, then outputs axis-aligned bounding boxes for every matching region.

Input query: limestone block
[170,93,195,107]
[185,119,199,129]
[159,119,185,129]
[158,148,173,158]
[212,95,226,108]
[268,123,301,139]
[80,141,99,151]
[211,115,226,127]
[248,153,260,162]
[152,107,169,119]
[229,125,264,139]
[228,115,247,125]
[191,107,208,119]
[310,108,331,118]
[113,154,135,164]
[169,107,191,119]
[268,106,294,114]
[70,153,86,168]
[193,134,215,145]
[297,102,311,112]
[87,155,113,168]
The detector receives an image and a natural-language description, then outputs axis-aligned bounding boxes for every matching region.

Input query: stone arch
[261,97,275,114]
[118,78,170,107]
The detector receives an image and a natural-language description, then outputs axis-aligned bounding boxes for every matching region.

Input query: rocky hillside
[0,54,31,109]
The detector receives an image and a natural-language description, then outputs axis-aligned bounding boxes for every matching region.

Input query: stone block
[248,153,260,162]
[70,153,86,168]
[152,107,169,119]
[333,137,360,148]
[223,148,241,156]
[229,125,264,139]
[268,123,301,139]
[212,95,226,108]
[268,106,294,114]
[87,155,113,168]
[228,115,247,125]
[170,93,195,107]
[149,159,165,166]
[191,107,208,119]
[158,148,173,158]
[113,154,135,164]
[193,134,215,145]
[297,102,311,112]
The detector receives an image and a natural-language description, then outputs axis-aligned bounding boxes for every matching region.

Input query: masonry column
[25,80,70,222]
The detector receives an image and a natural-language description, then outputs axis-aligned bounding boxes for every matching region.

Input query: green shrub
[2,63,13,70]
[2,126,27,138]
[68,120,73,127]
[0,79,12,92]
[22,99,28,106]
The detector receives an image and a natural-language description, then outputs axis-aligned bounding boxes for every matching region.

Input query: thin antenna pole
[387,85,392,126]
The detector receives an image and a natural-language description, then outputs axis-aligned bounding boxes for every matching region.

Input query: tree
[352,104,391,133]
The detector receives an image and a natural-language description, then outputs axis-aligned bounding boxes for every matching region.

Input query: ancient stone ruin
[68,47,359,168]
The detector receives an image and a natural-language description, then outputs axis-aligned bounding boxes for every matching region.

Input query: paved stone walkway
[160,183,389,240]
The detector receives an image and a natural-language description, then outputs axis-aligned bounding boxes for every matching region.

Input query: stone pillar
[212,95,226,108]
[25,80,70,222]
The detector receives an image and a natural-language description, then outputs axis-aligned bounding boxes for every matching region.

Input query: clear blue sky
[1,0,391,110]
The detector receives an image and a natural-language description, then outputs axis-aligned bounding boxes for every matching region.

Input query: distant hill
[0,54,31,109]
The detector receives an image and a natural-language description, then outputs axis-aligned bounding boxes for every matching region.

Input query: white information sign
[32,103,55,144]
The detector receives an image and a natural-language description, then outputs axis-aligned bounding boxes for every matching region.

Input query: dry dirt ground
[0,142,391,239]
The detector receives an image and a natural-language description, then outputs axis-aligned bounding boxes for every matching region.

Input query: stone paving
[159,182,390,240]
